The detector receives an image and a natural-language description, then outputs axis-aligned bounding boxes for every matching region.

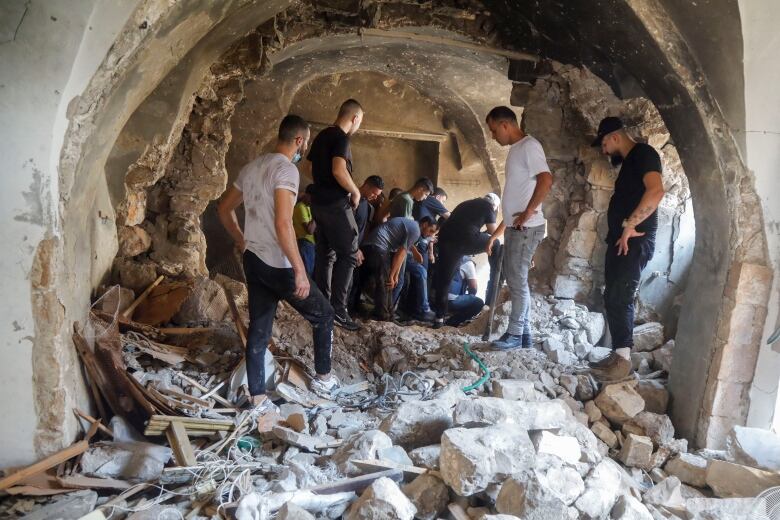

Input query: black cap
[591,116,624,147]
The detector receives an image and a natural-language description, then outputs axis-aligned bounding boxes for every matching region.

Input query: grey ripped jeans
[504,224,545,336]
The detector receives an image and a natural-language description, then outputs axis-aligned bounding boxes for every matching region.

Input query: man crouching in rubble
[589,117,665,381]
[217,115,340,413]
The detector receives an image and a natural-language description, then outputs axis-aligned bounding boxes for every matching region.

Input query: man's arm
[512,171,553,227]
[387,247,407,288]
[465,278,478,295]
[332,157,361,209]
[615,171,664,255]
[217,186,246,251]
[275,189,310,299]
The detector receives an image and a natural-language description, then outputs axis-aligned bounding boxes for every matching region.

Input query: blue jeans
[446,295,484,326]
[405,259,430,315]
[298,239,315,277]
[504,225,545,336]
[243,251,333,395]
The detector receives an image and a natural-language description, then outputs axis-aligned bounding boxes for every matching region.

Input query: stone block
[705,459,780,498]
[725,262,774,307]
[664,453,707,488]
[632,322,665,352]
[625,412,674,447]
[594,382,645,425]
[706,381,748,420]
[333,430,393,476]
[440,425,535,496]
[402,474,448,520]
[583,312,606,345]
[574,459,625,519]
[642,476,684,511]
[584,400,602,423]
[277,502,315,520]
[174,277,229,323]
[117,225,152,257]
[346,477,416,520]
[553,276,590,300]
[634,380,669,415]
[591,422,618,449]
[408,445,440,470]
[652,340,675,373]
[453,397,572,430]
[618,434,653,468]
[492,379,538,401]
[610,494,653,520]
[726,425,780,472]
[531,431,582,464]
[379,399,453,449]
[496,476,569,520]
[717,340,761,383]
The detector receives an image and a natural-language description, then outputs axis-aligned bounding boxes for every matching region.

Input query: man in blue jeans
[217,115,340,413]
[485,106,553,350]
[588,117,665,380]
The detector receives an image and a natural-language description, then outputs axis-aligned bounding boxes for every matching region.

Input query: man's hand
[486,236,497,256]
[387,271,400,289]
[512,209,537,229]
[350,190,361,209]
[615,226,645,256]
[293,269,310,300]
[356,249,365,267]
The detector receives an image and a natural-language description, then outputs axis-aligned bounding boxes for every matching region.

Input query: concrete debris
[80,441,172,481]
[174,276,229,323]
[440,425,535,496]
[531,430,582,464]
[619,434,654,468]
[705,459,780,498]
[664,453,708,488]
[345,477,416,520]
[726,424,780,471]
[492,379,541,401]
[594,382,645,425]
[632,322,665,352]
[626,412,675,447]
[379,399,454,449]
[408,444,441,470]
[402,474,449,520]
[452,397,572,430]
[611,494,654,520]
[642,476,685,512]
[332,430,394,475]
[574,459,626,518]
[278,502,316,520]
[535,463,585,505]
[496,476,570,520]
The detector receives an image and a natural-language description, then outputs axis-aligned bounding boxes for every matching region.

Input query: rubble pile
[0,279,776,520]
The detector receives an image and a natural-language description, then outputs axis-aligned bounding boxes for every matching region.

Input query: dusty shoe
[310,375,341,398]
[334,311,360,331]
[491,332,523,350]
[588,352,632,381]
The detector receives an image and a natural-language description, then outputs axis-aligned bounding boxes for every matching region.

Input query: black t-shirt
[307,126,353,205]
[607,142,662,243]
[413,196,448,221]
[440,198,496,239]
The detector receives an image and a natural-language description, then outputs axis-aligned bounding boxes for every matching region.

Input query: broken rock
[642,476,684,512]
[611,494,653,520]
[591,422,618,449]
[345,477,416,520]
[726,424,780,472]
[332,430,393,476]
[379,399,453,449]
[626,412,674,447]
[618,434,653,468]
[409,445,440,470]
[532,431,581,464]
[664,453,707,488]
[496,476,569,520]
[174,277,229,323]
[402,474,449,520]
[634,380,669,415]
[453,397,571,430]
[80,441,172,481]
[594,382,645,425]
[632,322,665,352]
[705,459,780,498]
[440,425,535,496]
[574,459,625,519]
[492,379,540,401]
[277,502,316,520]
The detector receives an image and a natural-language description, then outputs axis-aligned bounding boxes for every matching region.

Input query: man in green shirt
[380,177,434,220]
[293,184,316,276]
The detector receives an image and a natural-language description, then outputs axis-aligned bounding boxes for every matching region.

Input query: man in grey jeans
[485,106,553,349]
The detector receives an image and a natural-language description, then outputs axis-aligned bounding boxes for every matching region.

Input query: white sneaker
[248,397,279,417]
[310,375,341,398]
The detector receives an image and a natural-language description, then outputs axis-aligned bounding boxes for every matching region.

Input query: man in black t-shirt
[589,117,665,380]
[432,194,502,328]
[413,187,451,221]
[308,99,364,331]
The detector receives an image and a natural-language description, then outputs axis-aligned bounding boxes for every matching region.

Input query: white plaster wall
[0,0,138,467]
[740,0,780,432]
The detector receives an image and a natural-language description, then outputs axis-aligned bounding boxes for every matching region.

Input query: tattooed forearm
[627,205,655,227]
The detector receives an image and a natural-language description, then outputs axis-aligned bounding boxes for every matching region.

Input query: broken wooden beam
[307,468,403,495]
[166,421,197,467]
[0,441,89,491]
[351,459,428,482]
[121,275,164,320]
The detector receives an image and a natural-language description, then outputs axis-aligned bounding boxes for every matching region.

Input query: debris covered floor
[1,278,778,520]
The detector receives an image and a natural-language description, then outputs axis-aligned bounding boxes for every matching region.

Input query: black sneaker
[412,310,436,322]
[334,311,360,331]
[521,333,533,349]
[491,333,523,350]
[432,318,444,329]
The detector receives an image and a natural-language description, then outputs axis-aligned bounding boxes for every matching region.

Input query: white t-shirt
[234,153,299,268]
[448,259,477,301]
[502,135,550,228]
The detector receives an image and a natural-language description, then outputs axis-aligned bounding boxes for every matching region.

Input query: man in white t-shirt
[485,106,553,350]
[217,115,340,413]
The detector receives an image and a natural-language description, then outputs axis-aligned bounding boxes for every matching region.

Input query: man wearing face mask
[589,116,665,381]
[308,99,365,331]
[217,115,340,412]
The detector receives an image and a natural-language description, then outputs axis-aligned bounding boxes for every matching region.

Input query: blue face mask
[292,152,302,164]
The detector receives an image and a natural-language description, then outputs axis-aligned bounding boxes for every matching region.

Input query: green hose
[462,342,490,392]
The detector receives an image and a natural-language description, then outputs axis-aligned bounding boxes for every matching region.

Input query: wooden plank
[158,327,214,335]
[74,409,114,438]
[307,469,403,495]
[156,387,213,408]
[145,428,221,437]
[121,275,164,320]
[57,475,131,490]
[308,121,447,142]
[150,415,233,426]
[146,386,199,413]
[166,421,197,467]
[176,373,236,409]
[351,459,427,481]
[0,441,89,491]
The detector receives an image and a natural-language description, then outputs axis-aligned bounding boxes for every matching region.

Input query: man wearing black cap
[589,116,665,380]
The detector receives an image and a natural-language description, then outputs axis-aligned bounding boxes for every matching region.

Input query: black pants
[603,238,654,350]
[363,245,397,320]
[243,251,333,396]
[433,231,501,319]
[312,198,359,316]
